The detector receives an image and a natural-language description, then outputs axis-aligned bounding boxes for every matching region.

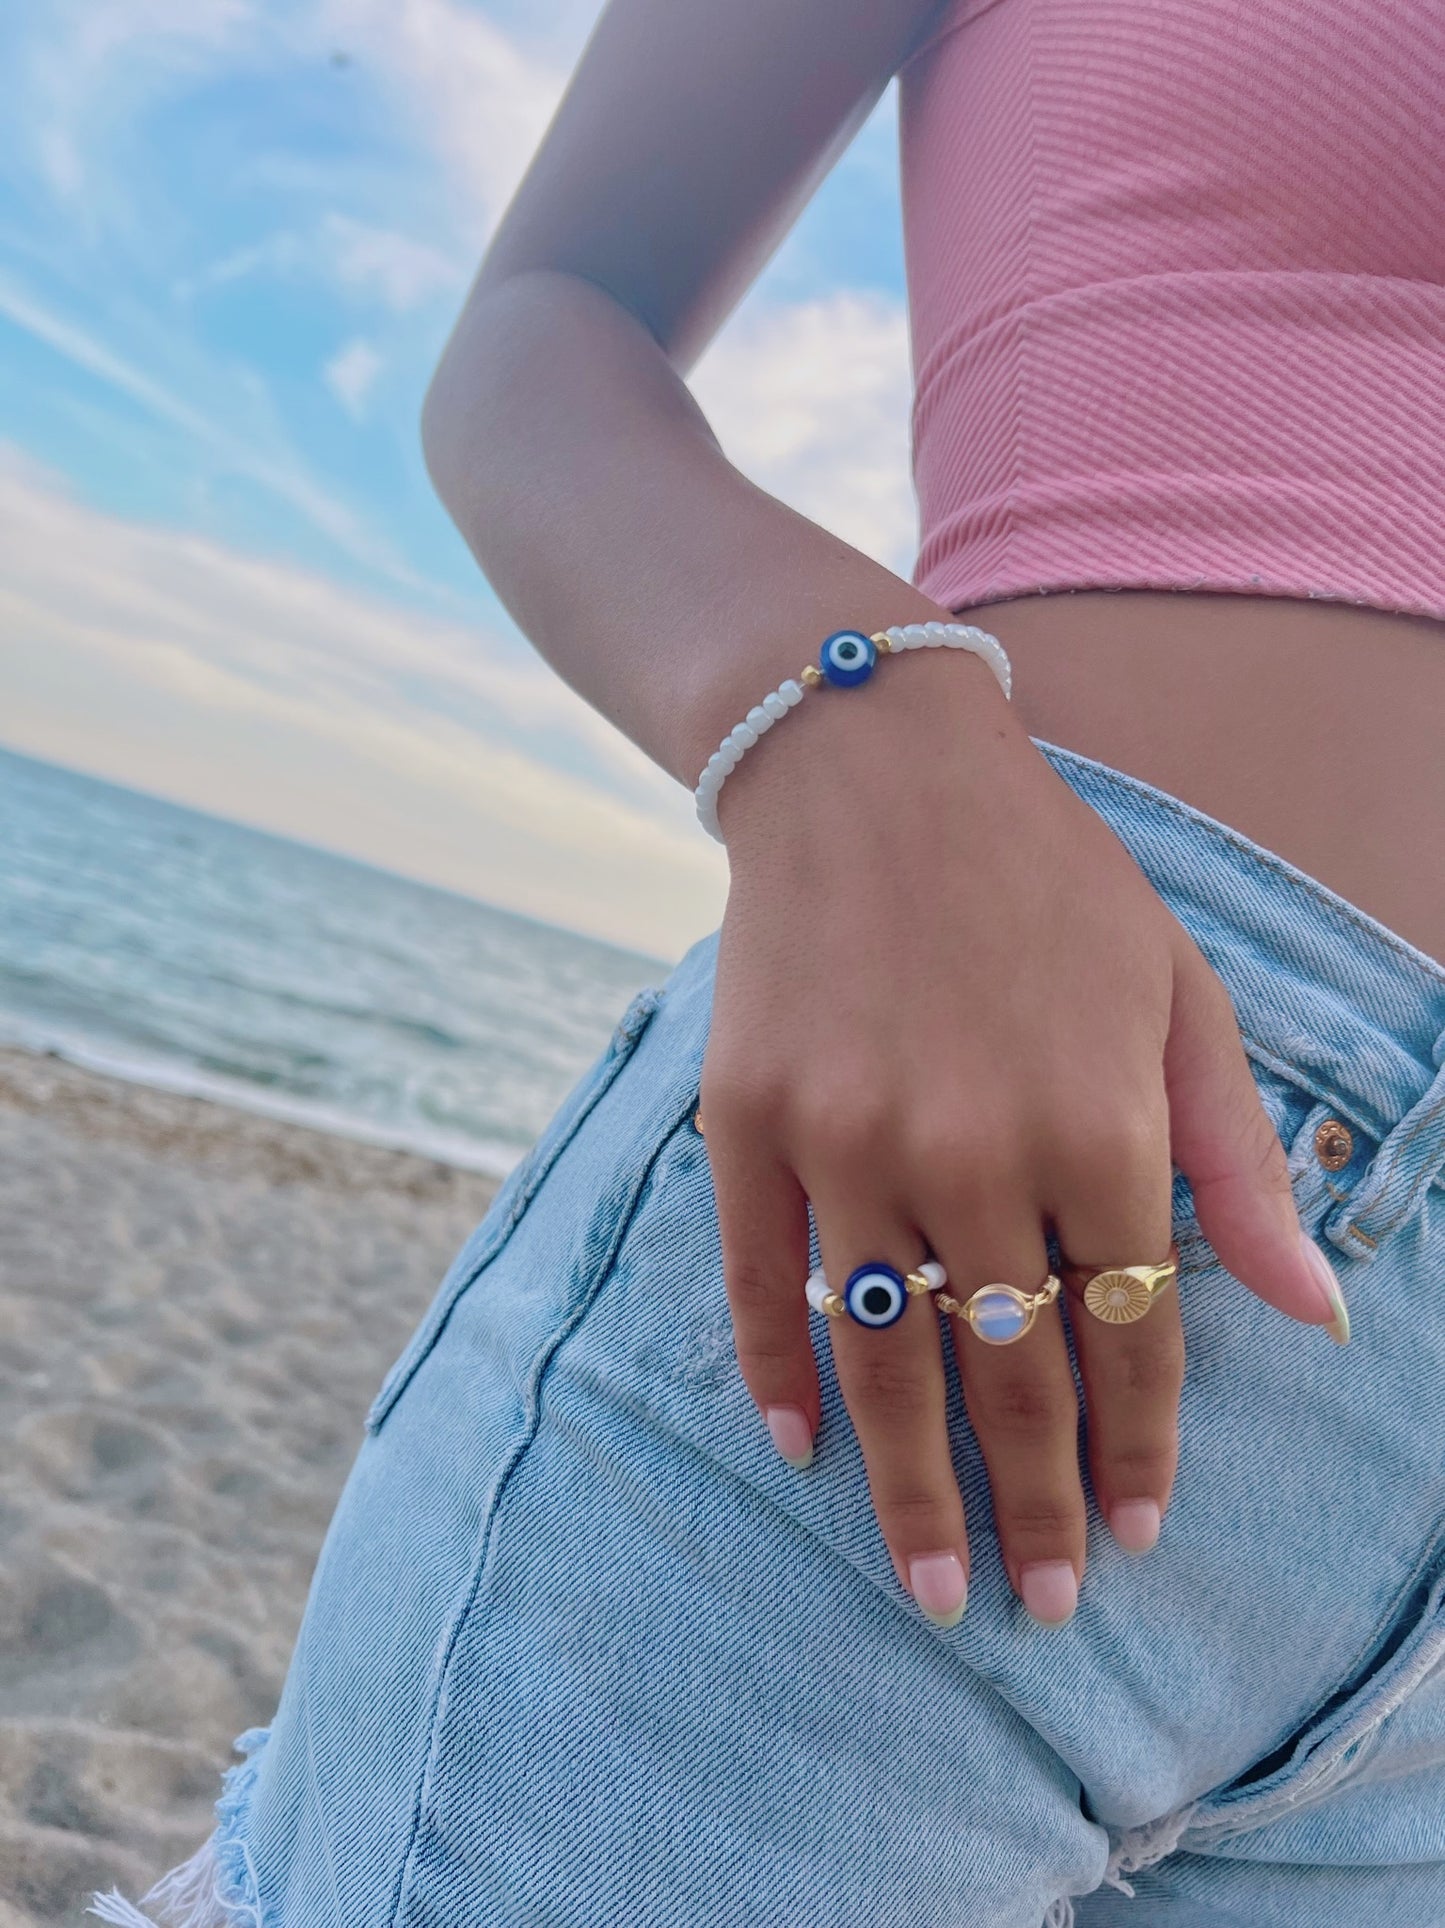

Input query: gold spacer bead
[904,1269,934,1295]
[822,1291,846,1319]
[872,632,893,653]
[800,664,824,688]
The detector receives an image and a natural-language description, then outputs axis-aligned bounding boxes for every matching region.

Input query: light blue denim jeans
[94,743,1445,1928]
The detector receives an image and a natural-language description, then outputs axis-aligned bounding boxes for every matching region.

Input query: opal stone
[972,1288,1029,1344]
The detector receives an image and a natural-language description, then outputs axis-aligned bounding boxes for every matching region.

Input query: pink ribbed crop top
[898,0,1445,622]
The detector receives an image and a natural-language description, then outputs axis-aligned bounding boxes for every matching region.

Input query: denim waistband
[1034,740,1445,1254]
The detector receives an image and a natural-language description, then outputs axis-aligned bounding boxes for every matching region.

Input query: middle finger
[935,1204,1089,1628]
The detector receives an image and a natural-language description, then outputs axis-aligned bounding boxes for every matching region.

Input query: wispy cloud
[324,336,383,416]
[0,267,421,583]
[0,451,723,955]
[322,215,462,310]
[317,0,572,238]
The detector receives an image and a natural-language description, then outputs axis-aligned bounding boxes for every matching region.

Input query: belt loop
[1324,1032,1445,1259]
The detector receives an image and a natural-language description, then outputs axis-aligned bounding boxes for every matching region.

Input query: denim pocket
[1184,1520,1445,1840]
[364,983,666,1433]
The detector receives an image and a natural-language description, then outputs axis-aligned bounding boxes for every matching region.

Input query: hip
[141,741,1445,1927]
[975,588,1445,964]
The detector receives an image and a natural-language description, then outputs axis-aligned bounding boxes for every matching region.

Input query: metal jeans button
[1313,1118,1354,1171]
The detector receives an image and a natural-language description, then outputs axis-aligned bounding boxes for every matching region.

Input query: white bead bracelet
[694,622,1012,843]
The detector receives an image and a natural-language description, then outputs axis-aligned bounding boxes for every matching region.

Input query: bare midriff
[954,590,1445,967]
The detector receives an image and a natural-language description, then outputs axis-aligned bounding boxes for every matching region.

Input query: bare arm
[419,0,957,791]
[420,0,1342,1633]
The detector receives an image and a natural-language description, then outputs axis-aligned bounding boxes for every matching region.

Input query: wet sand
[0,1048,498,1925]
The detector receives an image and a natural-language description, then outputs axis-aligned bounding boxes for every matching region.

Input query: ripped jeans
[95,743,1445,1928]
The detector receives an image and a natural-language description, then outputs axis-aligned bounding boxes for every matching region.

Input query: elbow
[417,275,544,517]
[419,356,467,517]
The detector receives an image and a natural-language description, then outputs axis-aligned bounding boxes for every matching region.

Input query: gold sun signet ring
[1062,1243,1180,1325]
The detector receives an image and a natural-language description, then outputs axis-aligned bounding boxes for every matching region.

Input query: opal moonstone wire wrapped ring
[806,1258,1062,1345]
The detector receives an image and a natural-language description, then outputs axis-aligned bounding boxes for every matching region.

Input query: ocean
[0,745,677,1177]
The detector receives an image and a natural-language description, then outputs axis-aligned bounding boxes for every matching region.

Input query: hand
[698,643,1346,1628]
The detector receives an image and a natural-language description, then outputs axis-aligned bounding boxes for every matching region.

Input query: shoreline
[0,1028,521,1181]
[0,1046,499,1925]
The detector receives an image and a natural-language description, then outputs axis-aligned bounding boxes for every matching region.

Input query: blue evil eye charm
[844,1262,908,1329]
[818,629,877,687]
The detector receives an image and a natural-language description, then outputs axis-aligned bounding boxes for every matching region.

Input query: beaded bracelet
[694,623,1013,842]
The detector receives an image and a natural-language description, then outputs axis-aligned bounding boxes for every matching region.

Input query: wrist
[713,634,1029,859]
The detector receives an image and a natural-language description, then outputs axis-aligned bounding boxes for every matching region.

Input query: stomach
[953,590,1445,968]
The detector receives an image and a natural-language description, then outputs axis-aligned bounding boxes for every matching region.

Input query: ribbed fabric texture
[897,0,1445,620]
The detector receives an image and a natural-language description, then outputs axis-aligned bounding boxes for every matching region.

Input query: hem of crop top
[908,267,1445,629]
[910,557,1445,630]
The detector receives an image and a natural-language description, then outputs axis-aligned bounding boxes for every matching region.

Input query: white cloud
[0,268,422,583]
[0,451,722,957]
[322,214,461,310]
[317,0,572,237]
[16,0,259,205]
[178,217,461,314]
[691,287,919,577]
[324,336,383,417]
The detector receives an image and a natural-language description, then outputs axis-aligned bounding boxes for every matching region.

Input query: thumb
[1164,946,1350,1343]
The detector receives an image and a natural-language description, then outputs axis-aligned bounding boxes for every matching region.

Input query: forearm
[420,267,960,792]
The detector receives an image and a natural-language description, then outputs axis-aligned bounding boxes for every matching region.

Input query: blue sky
[0,0,921,959]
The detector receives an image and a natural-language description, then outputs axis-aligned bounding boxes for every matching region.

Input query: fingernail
[1299,1232,1351,1344]
[908,1551,968,1628]
[1020,1560,1079,1627]
[1108,1499,1161,1555]
[764,1405,814,1469]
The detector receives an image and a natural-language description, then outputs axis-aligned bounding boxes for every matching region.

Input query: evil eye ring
[805,1258,947,1330]
[818,629,877,687]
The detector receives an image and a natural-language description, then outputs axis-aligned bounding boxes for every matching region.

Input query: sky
[0,0,923,962]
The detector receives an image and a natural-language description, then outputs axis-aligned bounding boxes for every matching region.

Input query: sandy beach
[0,1047,499,1926]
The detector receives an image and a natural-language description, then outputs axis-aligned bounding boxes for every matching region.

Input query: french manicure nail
[1108,1498,1161,1555]
[908,1551,968,1627]
[764,1405,814,1469]
[1299,1232,1351,1344]
[1020,1560,1078,1626]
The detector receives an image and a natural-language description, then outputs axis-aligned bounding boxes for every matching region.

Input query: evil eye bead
[818,629,878,688]
[843,1262,908,1329]
[965,1285,1034,1346]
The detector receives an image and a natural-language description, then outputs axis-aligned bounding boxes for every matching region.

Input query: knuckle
[1067,1110,1162,1189]
[1114,1338,1186,1402]
[1101,1440,1176,1490]
[874,1482,956,1537]
[844,1346,927,1412]
[981,1371,1070,1438]
[798,1087,895,1171]
[1245,1110,1292,1190]
[732,1330,800,1379]
[911,1128,1012,1201]
[723,1253,785,1318]
[1000,1490,1083,1543]
[700,1057,785,1131]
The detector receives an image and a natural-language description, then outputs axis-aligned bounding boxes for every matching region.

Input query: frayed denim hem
[88,1728,270,1928]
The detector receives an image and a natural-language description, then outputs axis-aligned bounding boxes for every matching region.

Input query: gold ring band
[1060,1243,1180,1325]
